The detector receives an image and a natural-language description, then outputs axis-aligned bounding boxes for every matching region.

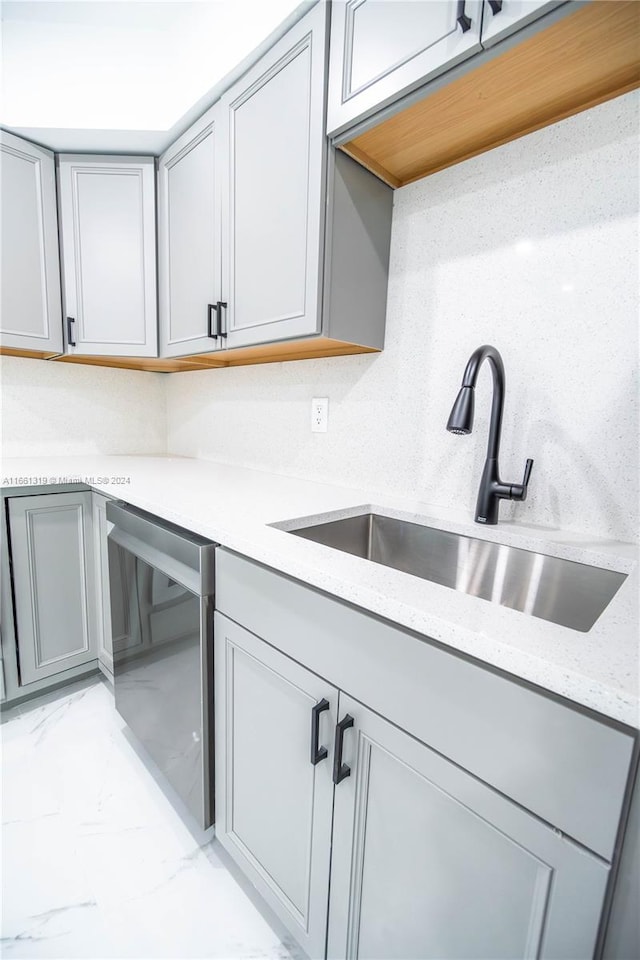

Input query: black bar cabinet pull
[215,300,228,339]
[333,714,354,785]
[207,303,217,339]
[66,316,76,347]
[456,0,472,31]
[488,0,503,13]
[311,698,330,765]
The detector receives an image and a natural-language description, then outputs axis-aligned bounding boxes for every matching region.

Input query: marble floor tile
[1,679,297,959]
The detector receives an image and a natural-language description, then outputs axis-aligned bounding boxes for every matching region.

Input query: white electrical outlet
[311,397,329,433]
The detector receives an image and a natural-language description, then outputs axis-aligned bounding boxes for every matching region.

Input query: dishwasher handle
[106,501,216,596]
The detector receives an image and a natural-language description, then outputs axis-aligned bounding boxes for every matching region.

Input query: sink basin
[288,512,627,632]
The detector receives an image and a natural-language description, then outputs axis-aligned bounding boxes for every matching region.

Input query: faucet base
[474,459,512,525]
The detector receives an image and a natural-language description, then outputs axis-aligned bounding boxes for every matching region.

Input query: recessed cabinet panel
[328,695,610,959]
[214,613,335,959]
[158,106,223,357]
[232,49,309,329]
[221,2,327,349]
[328,0,483,137]
[1,152,49,340]
[75,172,145,343]
[481,0,566,48]
[58,156,157,357]
[0,132,62,353]
[8,493,97,685]
[350,1,454,92]
[30,509,87,660]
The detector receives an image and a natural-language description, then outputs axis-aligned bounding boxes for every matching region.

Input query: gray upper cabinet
[219,2,328,350]
[327,693,609,960]
[327,0,483,138]
[58,155,157,357]
[158,105,224,358]
[480,0,566,48]
[215,612,336,959]
[0,131,63,355]
[8,492,98,686]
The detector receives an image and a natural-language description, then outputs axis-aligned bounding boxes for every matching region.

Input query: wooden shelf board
[181,337,380,368]
[0,347,61,360]
[342,1,640,188]
[51,354,218,373]
[27,338,380,373]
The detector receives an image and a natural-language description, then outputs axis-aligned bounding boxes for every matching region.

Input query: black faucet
[446,344,533,525]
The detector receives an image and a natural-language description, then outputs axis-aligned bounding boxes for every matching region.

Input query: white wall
[0,357,166,457]
[166,91,639,543]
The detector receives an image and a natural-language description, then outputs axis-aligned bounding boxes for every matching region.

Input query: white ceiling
[0,0,310,153]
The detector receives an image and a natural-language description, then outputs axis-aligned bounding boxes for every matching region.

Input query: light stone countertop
[2,455,638,728]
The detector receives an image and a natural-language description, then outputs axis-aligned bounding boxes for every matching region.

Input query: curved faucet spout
[460,344,505,464]
[447,344,533,525]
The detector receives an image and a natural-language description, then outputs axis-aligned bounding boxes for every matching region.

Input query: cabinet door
[328,694,610,960]
[481,0,566,48]
[0,132,62,354]
[158,105,224,358]
[58,155,157,357]
[214,613,336,958]
[219,2,328,350]
[8,493,98,686]
[327,0,483,138]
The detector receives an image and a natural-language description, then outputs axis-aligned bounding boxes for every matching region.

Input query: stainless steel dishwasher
[106,501,216,828]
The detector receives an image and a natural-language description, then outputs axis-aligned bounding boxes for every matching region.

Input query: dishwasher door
[106,501,216,828]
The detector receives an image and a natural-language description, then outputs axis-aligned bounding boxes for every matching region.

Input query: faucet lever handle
[510,458,534,502]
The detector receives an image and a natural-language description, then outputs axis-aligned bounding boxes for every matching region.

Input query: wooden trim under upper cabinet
[179,338,380,369]
[340,1,640,188]
[51,354,220,373]
[44,338,380,373]
[0,346,62,360]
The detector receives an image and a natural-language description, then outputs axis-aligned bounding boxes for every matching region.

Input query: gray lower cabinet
[327,0,483,138]
[0,131,63,355]
[158,103,224,358]
[480,0,566,48]
[327,693,608,960]
[58,155,157,357]
[8,492,98,685]
[215,549,637,959]
[214,612,336,958]
[214,615,610,960]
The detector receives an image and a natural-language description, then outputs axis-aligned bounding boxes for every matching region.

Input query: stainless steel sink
[288,512,627,632]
